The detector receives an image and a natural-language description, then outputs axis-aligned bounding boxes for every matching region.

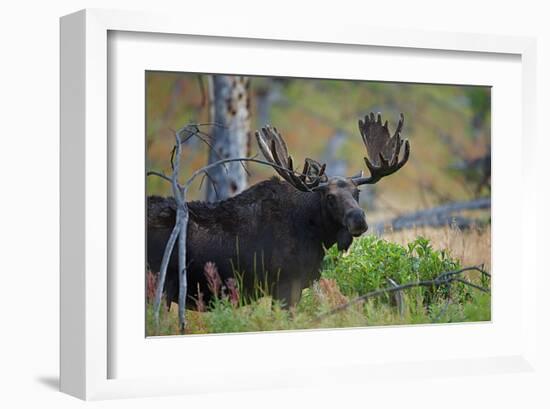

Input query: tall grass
[146,226,491,336]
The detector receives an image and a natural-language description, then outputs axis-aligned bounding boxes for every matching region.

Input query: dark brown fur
[147,176,366,308]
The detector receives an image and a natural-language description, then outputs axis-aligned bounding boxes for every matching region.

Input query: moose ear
[349,170,364,179]
[336,228,353,251]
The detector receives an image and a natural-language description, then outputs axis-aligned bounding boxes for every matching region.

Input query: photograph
[145,72,491,336]
[0,0,545,405]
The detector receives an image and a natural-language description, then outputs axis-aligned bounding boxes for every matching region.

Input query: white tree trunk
[206,75,251,202]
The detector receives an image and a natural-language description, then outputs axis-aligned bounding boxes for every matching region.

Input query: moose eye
[327,194,336,203]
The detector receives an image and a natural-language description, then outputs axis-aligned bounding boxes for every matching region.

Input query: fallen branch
[316,266,490,322]
[372,198,490,234]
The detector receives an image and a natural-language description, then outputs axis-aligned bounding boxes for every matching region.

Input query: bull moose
[147,112,410,308]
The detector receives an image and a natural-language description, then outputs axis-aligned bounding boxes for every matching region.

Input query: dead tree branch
[152,126,189,333]
[316,266,490,322]
[372,198,490,235]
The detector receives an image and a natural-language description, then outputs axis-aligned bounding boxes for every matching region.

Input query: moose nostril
[345,209,368,235]
[357,215,368,230]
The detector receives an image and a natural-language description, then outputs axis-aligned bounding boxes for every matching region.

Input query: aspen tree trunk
[206,75,251,202]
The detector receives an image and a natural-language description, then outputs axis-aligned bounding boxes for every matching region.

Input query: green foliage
[146,300,181,336]
[198,297,292,334]
[146,235,490,336]
[321,235,465,304]
[463,291,491,322]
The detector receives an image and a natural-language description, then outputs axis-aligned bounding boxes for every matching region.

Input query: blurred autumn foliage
[146,72,490,222]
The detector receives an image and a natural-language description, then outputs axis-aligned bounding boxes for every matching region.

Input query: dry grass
[381,224,491,272]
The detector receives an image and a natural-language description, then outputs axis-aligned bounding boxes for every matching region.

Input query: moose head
[255,112,410,250]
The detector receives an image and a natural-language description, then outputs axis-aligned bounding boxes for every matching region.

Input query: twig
[438,265,491,279]
[168,125,232,176]
[196,129,251,177]
[453,277,490,293]
[147,170,174,185]
[190,122,225,128]
[168,141,179,171]
[198,169,219,199]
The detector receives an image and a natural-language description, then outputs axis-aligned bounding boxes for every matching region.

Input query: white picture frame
[60,8,539,401]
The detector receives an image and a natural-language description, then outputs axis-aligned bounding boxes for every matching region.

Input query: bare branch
[452,277,490,293]
[153,126,191,333]
[182,156,322,193]
[192,121,226,128]
[147,170,173,184]
[151,154,327,198]
[438,265,491,279]
[196,128,251,177]
[170,145,176,171]
[198,169,220,199]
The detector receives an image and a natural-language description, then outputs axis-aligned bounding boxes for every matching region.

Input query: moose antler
[352,112,410,185]
[255,125,327,191]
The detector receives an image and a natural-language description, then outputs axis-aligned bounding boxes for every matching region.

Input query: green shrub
[147,235,490,336]
[321,236,467,305]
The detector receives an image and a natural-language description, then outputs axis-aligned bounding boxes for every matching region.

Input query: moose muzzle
[344,208,368,236]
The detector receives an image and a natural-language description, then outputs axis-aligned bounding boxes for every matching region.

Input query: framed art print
[60,9,538,400]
